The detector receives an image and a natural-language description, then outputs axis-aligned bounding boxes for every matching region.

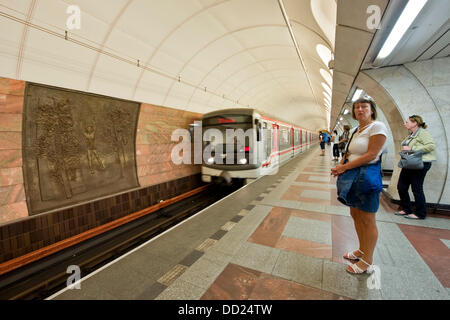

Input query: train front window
[203,128,252,152]
[202,114,252,127]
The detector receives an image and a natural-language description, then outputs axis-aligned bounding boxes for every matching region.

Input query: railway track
[0,182,242,300]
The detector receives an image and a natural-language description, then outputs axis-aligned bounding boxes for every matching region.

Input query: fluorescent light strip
[377,0,428,60]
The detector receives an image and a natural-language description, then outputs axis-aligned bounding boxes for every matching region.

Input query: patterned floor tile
[275,236,332,259]
[398,224,450,288]
[249,272,350,300]
[248,207,291,247]
[282,216,332,246]
[201,263,261,300]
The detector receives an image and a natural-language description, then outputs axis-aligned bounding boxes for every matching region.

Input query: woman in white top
[331,97,387,275]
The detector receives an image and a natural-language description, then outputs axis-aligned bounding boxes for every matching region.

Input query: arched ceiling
[0,0,337,131]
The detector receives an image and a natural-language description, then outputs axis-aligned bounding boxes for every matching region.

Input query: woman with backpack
[319,131,326,156]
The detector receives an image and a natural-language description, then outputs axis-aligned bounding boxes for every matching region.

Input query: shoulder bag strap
[343,127,358,160]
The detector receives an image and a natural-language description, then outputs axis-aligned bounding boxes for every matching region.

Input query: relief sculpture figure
[83,120,106,174]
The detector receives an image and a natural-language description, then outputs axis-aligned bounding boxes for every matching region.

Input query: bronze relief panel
[23,83,140,214]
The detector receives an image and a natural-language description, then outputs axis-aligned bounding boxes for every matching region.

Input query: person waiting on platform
[331,97,387,275]
[395,115,436,220]
[331,130,339,161]
[319,130,326,156]
[338,125,350,159]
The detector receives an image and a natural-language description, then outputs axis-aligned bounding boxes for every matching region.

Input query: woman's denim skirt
[337,164,381,213]
[345,181,380,213]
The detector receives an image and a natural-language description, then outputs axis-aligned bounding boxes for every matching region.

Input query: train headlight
[239,158,247,165]
[207,157,214,164]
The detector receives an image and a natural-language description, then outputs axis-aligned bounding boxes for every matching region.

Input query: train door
[299,129,303,153]
[262,122,271,165]
[306,131,309,149]
[290,128,294,158]
[272,124,279,166]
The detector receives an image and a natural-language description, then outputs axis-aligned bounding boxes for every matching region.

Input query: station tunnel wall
[0,75,204,263]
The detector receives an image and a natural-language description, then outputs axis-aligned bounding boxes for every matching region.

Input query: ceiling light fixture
[375,0,428,61]
[321,82,332,95]
[320,68,332,86]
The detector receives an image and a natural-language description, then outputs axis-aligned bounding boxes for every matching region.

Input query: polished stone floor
[50,146,450,300]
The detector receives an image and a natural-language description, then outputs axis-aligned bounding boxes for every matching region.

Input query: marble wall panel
[0,113,22,131]
[0,184,25,206]
[0,94,24,113]
[0,132,21,150]
[404,57,450,205]
[0,201,28,225]
[0,77,25,225]
[136,103,202,188]
[0,78,25,96]
[0,150,22,168]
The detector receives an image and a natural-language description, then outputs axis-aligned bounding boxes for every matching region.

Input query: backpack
[323,133,329,142]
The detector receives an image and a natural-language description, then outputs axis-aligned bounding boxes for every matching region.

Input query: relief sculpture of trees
[23,84,140,214]
[35,97,82,199]
[103,107,131,178]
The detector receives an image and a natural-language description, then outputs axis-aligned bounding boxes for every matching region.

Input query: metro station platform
[49,146,450,300]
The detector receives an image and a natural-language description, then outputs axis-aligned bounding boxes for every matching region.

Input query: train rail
[0,182,243,300]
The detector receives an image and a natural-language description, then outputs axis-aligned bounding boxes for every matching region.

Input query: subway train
[201,108,317,184]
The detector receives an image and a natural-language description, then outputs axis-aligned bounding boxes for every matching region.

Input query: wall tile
[0,201,28,225]
[0,94,24,113]
[0,149,22,168]
[0,113,22,131]
[432,57,450,86]
[0,78,25,96]
[0,184,25,206]
[0,132,22,150]
[0,167,24,187]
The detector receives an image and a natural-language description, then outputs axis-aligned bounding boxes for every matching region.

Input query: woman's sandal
[346,259,375,275]
[343,249,363,261]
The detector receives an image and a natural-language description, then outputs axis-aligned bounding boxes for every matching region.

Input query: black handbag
[398,150,424,170]
[397,134,424,170]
